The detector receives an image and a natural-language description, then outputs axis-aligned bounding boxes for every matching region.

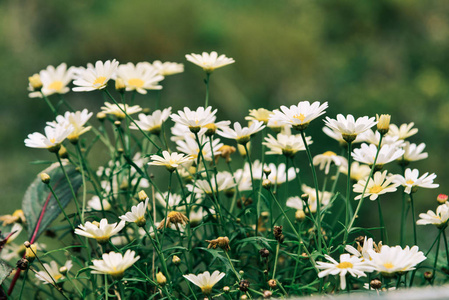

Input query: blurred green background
[1,0,449,244]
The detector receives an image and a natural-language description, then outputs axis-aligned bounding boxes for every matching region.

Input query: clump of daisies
[7,52,445,299]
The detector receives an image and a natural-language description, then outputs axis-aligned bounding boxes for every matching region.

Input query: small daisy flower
[270,101,328,131]
[417,203,449,228]
[151,60,184,76]
[170,106,217,133]
[156,192,184,209]
[119,197,149,227]
[233,168,253,191]
[394,168,438,194]
[176,136,223,161]
[362,129,404,148]
[116,62,164,94]
[36,260,73,284]
[345,236,375,261]
[340,161,371,182]
[353,170,399,201]
[322,126,366,146]
[74,218,125,244]
[100,102,142,120]
[185,51,235,73]
[263,133,312,157]
[324,114,377,143]
[367,245,426,276]
[352,143,405,167]
[316,254,375,290]
[388,122,418,140]
[87,196,111,211]
[48,109,93,142]
[400,142,428,163]
[149,151,193,172]
[217,121,265,145]
[187,171,235,195]
[73,59,119,92]
[25,124,74,152]
[313,151,347,175]
[29,63,75,98]
[245,108,273,124]
[300,184,333,212]
[90,250,140,280]
[130,108,172,135]
[183,270,226,295]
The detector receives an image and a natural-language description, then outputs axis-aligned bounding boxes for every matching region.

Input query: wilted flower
[0,210,25,226]
[158,211,189,230]
[206,236,230,251]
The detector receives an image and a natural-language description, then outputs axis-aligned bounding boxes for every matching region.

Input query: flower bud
[58,145,69,159]
[263,167,271,177]
[204,123,217,137]
[295,209,306,221]
[239,279,250,292]
[156,272,167,286]
[263,290,272,298]
[29,74,42,91]
[138,190,148,202]
[97,112,107,121]
[115,78,126,92]
[370,278,382,290]
[223,286,230,293]
[437,194,448,204]
[16,258,29,270]
[262,179,271,190]
[25,244,37,262]
[376,114,391,135]
[40,173,51,184]
[59,266,68,275]
[172,255,181,265]
[268,279,277,288]
[259,248,270,258]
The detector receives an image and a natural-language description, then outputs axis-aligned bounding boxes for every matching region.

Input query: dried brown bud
[259,248,270,258]
[218,145,236,163]
[17,258,29,270]
[370,278,382,290]
[268,279,277,288]
[263,290,272,298]
[273,226,284,243]
[239,279,250,292]
[206,236,230,252]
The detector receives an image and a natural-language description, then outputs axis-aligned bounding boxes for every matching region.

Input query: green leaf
[22,162,82,242]
[0,259,12,285]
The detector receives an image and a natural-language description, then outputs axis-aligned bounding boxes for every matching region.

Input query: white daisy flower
[74,218,126,244]
[394,168,438,194]
[170,106,217,133]
[90,250,140,279]
[322,126,366,145]
[130,108,172,135]
[316,254,375,290]
[185,51,235,73]
[345,236,375,261]
[151,60,184,76]
[233,168,253,191]
[250,162,297,185]
[388,122,418,140]
[24,124,74,152]
[417,203,449,227]
[353,170,399,201]
[48,109,93,142]
[36,260,73,284]
[148,151,193,172]
[362,129,404,148]
[187,172,235,195]
[352,143,405,167]
[87,196,111,211]
[313,151,347,175]
[119,197,149,226]
[270,101,328,130]
[29,63,75,98]
[155,192,184,209]
[116,62,164,94]
[183,270,226,295]
[73,60,119,92]
[263,133,311,157]
[176,136,223,161]
[323,114,377,142]
[401,142,428,163]
[100,102,142,120]
[217,121,265,144]
[245,108,273,124]
[300,184,333,212]
[367,245,426,276]
[340,161,371,182]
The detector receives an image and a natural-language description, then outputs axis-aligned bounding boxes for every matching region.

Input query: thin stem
[345,135,383,243]
[46,183,75,231]
[204,72,211,107]
[41,92,57,116]
[272,242,281,280]
[443,228,449,269]
[345,141,352,230]
[299,130,322,253]
[410,192,417,245]
[75,144,88,223]
[399,165,407,247]
[377,199,387,244]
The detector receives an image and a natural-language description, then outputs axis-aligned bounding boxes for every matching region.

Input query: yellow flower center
[322,151,337,157]
[49,138,56,144]
[48,81,64,91]
[337,262,353,269]
[370,184,383,194]
[53,274,63,281]
[93,76,107,86]
[406,179,414,185]
[293,113,306,122]
[201,285,213,295]
[127,78,144,88]
[383,262,394,269]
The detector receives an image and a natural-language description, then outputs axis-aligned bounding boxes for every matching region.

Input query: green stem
[377,199,387,244]
[410,192,417,245]
[299,130,322,253]
[345,141,352,231]
[443,228,449,269]
[204,72,211,107]
[75,145,88,223]
[272,242,280,280]
[46,184,75,231]
[41,92,57,116]
[399,165,407,247]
